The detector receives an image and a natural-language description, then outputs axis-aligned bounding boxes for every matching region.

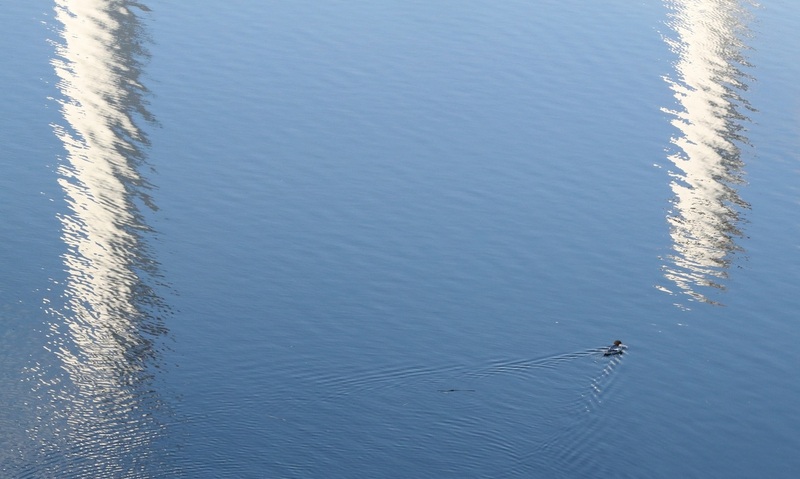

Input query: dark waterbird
[603,340,627,356]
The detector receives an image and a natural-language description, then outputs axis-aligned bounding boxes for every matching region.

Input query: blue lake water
[2,0,799,477]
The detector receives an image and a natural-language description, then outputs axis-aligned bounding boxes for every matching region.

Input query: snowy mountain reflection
[30,1,176,476]
[659,0,756,306]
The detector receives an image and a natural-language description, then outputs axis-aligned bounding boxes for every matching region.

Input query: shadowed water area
[2,0,799,477]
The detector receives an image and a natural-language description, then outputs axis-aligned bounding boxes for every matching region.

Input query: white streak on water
[660,0,757,306]
[25,1,175,477]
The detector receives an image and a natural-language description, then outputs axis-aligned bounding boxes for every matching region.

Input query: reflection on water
[659,0,756,306]
[28,1,175,476]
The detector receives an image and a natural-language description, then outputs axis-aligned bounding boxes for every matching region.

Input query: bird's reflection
[31,0,175,476]
[659,0,756,306]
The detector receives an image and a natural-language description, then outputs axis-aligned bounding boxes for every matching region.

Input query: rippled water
[2,0,800,477]
[658,0,756,306]
[4,1,175,477]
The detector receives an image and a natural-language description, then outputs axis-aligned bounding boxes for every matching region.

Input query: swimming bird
[603,340,627,356]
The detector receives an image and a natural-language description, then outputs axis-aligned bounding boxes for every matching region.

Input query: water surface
[2,0,800,477]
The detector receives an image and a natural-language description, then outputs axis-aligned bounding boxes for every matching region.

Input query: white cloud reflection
[32,0,173,475]
[660,0,756,306]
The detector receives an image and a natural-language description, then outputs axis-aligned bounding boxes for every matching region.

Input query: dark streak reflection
[659,0,756,307]
[28,1,177,476]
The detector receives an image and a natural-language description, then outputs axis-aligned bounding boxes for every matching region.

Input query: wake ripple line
[502,352,627,478]
[310,348,604,399]
[462,348,608,380]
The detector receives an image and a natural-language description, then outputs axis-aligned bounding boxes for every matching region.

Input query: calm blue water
[2,0,799,477]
